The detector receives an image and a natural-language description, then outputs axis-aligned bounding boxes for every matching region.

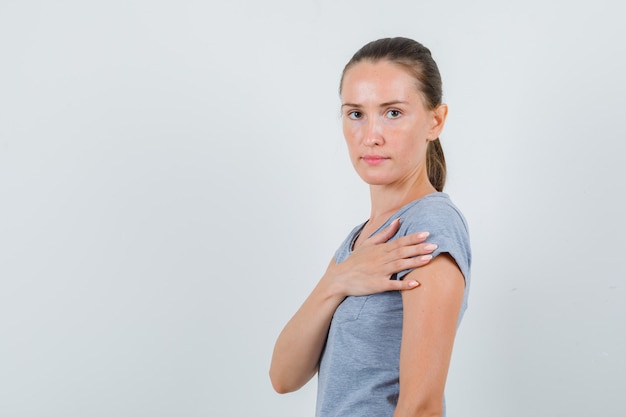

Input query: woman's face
[340,60,446,187]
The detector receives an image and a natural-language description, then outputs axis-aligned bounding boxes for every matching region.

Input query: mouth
[361,155,389,165]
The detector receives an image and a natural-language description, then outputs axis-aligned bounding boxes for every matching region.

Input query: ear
[427,103,448,141]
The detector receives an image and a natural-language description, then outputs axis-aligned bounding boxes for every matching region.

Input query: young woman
[270,37,471,417]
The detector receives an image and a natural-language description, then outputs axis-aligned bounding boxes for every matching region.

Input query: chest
[330,292,404,356]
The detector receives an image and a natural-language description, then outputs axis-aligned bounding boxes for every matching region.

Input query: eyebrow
[341,100,410,108]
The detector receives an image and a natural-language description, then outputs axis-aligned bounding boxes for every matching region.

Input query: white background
[1,1,625,416]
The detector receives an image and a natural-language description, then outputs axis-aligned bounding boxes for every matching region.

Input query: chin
[357,173,393,186]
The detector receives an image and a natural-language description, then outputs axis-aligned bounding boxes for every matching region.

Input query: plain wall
[1,0,625,416]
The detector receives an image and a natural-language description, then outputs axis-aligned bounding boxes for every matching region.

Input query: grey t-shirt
[315,192,471,417]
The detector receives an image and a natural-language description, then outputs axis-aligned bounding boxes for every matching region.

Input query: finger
[388,254,434,275]
[393,243,438,260]
[365,218,401,245]
[388,231,431,250]
[387,279,420,291]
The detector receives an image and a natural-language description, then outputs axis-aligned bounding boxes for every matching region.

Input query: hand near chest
[326,218,437,297]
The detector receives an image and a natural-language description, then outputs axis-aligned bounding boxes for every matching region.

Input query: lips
[362,155,389,165]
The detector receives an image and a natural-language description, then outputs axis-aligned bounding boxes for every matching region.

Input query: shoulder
[396,192,471,282]
[397,193,469,237]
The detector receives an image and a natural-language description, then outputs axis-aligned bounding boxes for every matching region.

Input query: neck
[368,171,437,221]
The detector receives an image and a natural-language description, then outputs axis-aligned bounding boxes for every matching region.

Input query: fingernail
[417,232,430,239]
[424,243,438,251]
[420,254,433,261]
[408,280,420,288]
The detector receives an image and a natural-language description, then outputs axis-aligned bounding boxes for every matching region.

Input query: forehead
[341,60,421,103]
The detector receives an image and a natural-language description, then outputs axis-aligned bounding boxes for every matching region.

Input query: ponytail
[426,138,446,192]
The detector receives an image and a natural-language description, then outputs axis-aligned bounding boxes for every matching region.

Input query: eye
[386,109,401,119]
[347,110,363,120]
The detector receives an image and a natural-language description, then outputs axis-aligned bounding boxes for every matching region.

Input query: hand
[325,218,437,297]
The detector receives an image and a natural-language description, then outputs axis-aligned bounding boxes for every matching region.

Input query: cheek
[341,121,350,139]
[342,121,361,138]
[342,129,356,157]
[342,124,362,150]
[397,129,428,162]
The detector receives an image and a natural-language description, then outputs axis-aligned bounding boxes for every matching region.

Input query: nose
[363,116,384,147]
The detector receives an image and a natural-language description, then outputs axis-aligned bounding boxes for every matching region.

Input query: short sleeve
[393,196,471,285]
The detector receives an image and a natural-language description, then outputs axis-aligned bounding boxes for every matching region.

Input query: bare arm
[269,218,437,394]
[394,254,465,417]
[268,260,346,394]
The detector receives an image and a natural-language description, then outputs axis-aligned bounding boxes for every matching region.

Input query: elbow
[397,407,443,417]
[271,381,292,395]
[395,398,443,417]
[269,354,317,394]
[269,368,298,394]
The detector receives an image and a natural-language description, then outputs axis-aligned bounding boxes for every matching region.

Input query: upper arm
[395,253,465,415]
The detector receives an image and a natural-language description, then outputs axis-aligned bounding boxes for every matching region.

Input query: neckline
[349,192,446,253]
